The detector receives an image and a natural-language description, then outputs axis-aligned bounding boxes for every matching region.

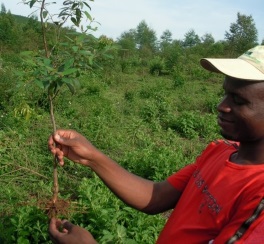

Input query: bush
[0,206,49,243]
[173,73,185,87]
[171,111,219,140]
[76,176,165,243]
[149,56,165,76]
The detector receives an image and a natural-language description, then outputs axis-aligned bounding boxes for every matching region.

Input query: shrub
[173,73,185,87]
[171,111,219,140]
[149,56,165,76]
[0,206,49,243]
[76,176,165,243]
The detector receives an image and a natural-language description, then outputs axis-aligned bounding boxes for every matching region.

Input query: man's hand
[48,129,98,166]
[49,218,97,244]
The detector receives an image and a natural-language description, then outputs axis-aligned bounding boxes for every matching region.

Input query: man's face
[217,76,264,142]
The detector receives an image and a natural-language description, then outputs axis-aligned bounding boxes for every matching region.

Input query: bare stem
[40,0,58,209]
[49,95,58,205]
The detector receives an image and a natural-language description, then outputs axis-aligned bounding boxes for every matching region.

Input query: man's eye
[232,95,245,105]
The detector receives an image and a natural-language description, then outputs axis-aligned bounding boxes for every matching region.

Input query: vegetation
[0,1,262,243]
[19,0,114,219]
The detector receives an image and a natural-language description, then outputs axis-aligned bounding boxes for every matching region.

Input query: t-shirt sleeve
[166,140,234,193]
[167,163,197,191]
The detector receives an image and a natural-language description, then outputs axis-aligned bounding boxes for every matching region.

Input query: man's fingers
[62,220,74,232]
[49,218,60,232]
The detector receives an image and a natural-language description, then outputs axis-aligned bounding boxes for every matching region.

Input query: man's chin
[220,131,236,141]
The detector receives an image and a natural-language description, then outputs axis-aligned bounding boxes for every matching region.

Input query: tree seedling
[20,0,111,218]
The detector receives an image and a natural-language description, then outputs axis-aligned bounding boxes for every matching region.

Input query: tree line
[0,3,263,77]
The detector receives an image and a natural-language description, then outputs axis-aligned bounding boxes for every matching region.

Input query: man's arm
[86,149,182,214]
[49,129,182,214]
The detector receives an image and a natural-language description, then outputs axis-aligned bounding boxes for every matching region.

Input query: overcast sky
[1,0,264,43]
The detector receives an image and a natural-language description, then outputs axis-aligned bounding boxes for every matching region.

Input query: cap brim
[200,58,264,81]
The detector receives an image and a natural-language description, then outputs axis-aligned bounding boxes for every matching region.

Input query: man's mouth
[218,116,234,127]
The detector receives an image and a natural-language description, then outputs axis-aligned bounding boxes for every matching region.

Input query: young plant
[20,0,111,218]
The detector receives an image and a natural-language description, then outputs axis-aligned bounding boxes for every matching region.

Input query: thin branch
[40,0,50,58]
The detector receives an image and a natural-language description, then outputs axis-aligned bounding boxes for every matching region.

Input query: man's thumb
[54,134,70,145]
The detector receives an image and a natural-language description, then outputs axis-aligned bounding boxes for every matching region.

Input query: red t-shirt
[157,140,264,243]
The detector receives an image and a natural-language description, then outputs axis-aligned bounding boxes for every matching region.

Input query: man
[49,45,264,243]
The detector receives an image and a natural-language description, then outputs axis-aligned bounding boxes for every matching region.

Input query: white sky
[1,0,264,43]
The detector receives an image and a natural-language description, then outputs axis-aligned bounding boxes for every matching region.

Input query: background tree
[159,39,182,71]
[117,29,138,72]
[21,15,42,50]
[182,29,201,48]
[118,29,137,51]
[0,4,22,51]
[160,29,173,49]
[201,33,215,45]
[136,20,157,59]
[225,12,258,55]
[1,3,6,14]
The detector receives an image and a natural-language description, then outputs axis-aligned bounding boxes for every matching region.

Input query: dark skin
[218,76,264,165]
[48,76,264,242]
[48,131,181,214]
[48,130,181,242]
[49,218,97,244]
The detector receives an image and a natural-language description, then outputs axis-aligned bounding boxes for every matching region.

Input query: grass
[0,66,224,242]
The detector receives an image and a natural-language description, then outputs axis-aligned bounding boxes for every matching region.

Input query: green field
[0,2,262,242]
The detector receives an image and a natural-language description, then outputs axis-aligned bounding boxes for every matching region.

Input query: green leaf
[88,56,93,65]
[79,50,92,55]
[58,60,72,72]
[67,84,75,94]
[34,79,45,89]
[76,34,86,43]
[84,11,92,21]
[29,0,37,8]
[58,65,64,72]
[43,80,51,90]
[43,58,51,66]
[61,77,71,84]
[76,8,81,25]
[64,81,75,95]
[63,1,73,5]
[62,68,78,76]
[17,236,30,244]
[72,78,80,88]
[57,79,64,87]
[72,46,79,52]
[71,3,78,9]
[42,10,48,19]
[25,59,37,67]
[62,78,80,93]
[71,17,77,26]
[76,8,81,18]
[103,54,114,59]
[40,69,48,76]
[48,82,59,95]
[64,58,75,70]
[20,50,35,56]
[83,1,92,10]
